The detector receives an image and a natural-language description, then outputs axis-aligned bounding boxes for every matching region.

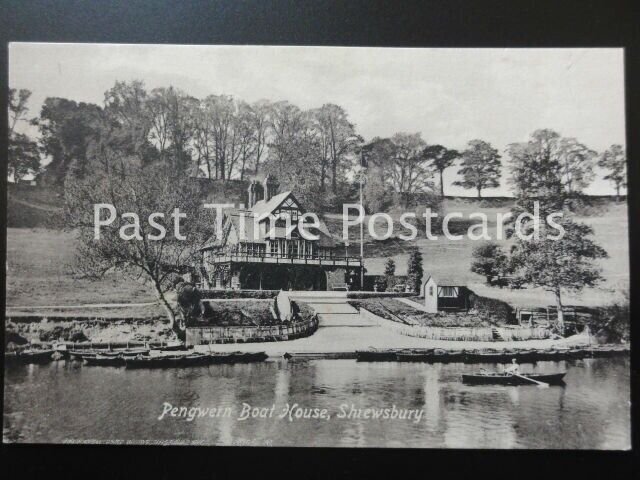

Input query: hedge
[468,293,515,324]
[199,289,279,299]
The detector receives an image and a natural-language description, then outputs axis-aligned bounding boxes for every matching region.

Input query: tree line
[9,82,627,212]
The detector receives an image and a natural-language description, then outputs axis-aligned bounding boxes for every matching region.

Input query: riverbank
[193,326,597,357]
[6,317,176,345]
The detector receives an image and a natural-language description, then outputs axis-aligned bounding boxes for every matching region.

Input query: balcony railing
[206,252,362,267]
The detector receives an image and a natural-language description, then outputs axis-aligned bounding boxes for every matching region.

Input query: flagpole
[360,152,365,290]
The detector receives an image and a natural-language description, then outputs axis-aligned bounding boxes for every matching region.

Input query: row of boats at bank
[4,344,268,367]
[4,343,629,367]
[78,350,268,368]
[354,344,630,363]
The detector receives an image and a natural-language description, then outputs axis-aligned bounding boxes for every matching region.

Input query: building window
[429,286,434,296]
[439,286,459,298]
[269,240,279,256]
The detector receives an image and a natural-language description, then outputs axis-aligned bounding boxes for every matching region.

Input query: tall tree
[200,94,238,179]
[265,102,322,208]
[510,219,607,331]
[313,104,360,193]
[507,129,596,214]
[248,99,272,176]
[598,144,627,201]
[454,139,501,198]
[384,258,396,291]
[147,87,197,174]
[232,101,258,180]
[36,97,103,183]
[8,88,40,182]
[422,144,460,197]
[8,133,40,183]
[557,137,597,196]
[406,249,424,293]
[8,88,32,135]
[361,137,396,212]
[389,133,432,205]
[103,80,156,166]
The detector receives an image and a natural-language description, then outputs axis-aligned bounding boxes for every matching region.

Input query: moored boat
[69,348,149,360]
[4,349,55,365]
[285,352,354,360]
[124,351,268,368]
[462,372,566,386]
[152,342,189,352]
[356,348,411,362]
[208,351,268,363]
[84,354,126,366]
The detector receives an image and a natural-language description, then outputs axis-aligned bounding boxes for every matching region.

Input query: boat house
[421,273,470,313]
[196,175,363,291]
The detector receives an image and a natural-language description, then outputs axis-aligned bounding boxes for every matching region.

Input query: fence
[359,307,550,342]
[516,306,595,326]
[186,315,319,345]
[497,326,550,341]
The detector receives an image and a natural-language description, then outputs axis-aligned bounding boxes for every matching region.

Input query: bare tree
[313,104,360,193]
[146,87,197,173]
[65,165,215,330]
[389,133,432,202]
[248,99,272,176]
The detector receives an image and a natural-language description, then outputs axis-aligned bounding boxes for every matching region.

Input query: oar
[513,373,549,388]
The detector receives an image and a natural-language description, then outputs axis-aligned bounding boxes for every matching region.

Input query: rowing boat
[83,354,126,366]
[4,349,55,365]
[462,372,566,385]
[356,348,426,362]
[124,351,268,368]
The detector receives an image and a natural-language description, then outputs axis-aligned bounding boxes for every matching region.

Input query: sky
[9,44,626,196]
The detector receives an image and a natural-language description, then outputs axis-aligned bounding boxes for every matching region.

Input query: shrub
[347,292,415,299]
[199,289,279,299]
[471,242,509,284]
[469,292,515,324]
[589,295,630,343]
[68,329,89,342]
[195,300,275,327]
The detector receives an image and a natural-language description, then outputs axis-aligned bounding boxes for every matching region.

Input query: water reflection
[3,357,630,449]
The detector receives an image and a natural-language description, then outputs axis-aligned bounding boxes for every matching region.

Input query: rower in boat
[504,358,520,375]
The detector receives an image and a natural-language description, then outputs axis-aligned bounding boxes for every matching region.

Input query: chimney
[247,180,264,208]
[264,174,279,202]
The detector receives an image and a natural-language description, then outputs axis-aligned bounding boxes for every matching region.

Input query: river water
[3,357,630,449]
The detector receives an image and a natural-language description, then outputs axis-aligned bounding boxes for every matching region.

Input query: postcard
[4,44,630,449]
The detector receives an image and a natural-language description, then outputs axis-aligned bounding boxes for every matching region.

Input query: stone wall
[185,315,319,345]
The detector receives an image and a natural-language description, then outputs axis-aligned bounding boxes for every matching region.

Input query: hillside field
[355,198,629,308]
[5,189,629,315]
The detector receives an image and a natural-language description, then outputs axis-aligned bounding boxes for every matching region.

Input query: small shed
[421,274,470,313]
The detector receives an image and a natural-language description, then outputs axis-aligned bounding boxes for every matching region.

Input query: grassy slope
[326,197,629,308]
[6,187,629,312]
[6,228,162,314]
[7,185,65,228]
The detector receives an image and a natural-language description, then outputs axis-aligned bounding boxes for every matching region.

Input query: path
[8,196,63,213]
[6,302,159,310]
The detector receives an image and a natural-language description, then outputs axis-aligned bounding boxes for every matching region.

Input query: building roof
[250,191,293,217]
[201,191,337,249]
[423,272,467,286]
